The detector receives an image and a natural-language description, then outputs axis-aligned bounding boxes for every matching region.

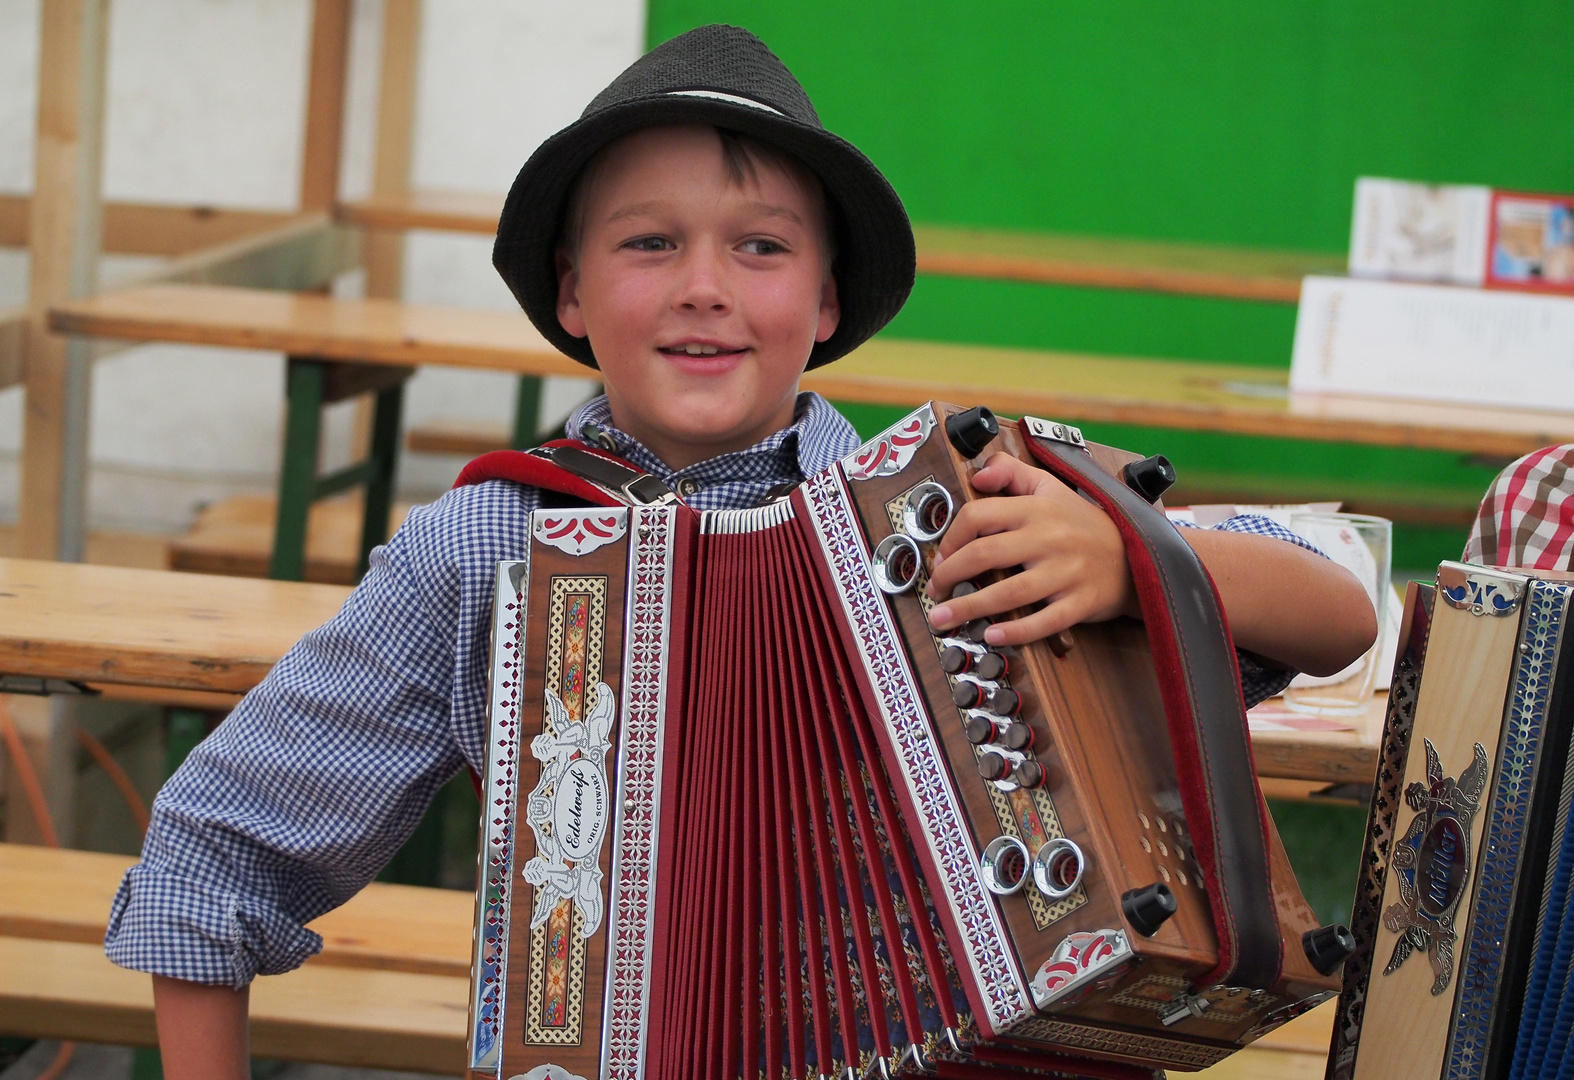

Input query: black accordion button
[960,617,992,644]
[973,652,1007,680]
[940,646,973,674]
[1121,454,1177,504]
[977,751,1010,782]
[1122,882,1178,936]
[1302,924,1357,975]
[963,715,996,745]
[946,405,1000,459]
[952,682,988,709]
[1013,760,1044,788]
[1000,722,1033,752]
[989,687,1021,717]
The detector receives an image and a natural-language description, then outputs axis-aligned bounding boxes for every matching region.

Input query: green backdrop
[649,0,1574,568]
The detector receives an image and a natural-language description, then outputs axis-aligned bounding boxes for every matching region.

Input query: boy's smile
[555,124,840,471]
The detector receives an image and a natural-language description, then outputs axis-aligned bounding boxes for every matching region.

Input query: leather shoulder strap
[452,440,677,508]
[1023,420,1283,991]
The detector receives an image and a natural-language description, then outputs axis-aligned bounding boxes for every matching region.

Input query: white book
[1348,177,1491,286]
[1290,275,1574,412]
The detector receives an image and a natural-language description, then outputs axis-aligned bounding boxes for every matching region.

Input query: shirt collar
[563,391,860,483]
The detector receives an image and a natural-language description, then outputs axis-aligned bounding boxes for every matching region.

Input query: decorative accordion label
[1382,737,1489,996]
[1030,929,1134,1009]
[844,408,934,480]
[532,510,628,556]
[1438,563,1525,618]
[522,682,617,937]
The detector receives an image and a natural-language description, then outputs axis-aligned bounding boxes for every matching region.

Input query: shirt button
[676,477,700,498]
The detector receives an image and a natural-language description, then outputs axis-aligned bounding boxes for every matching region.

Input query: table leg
[510,375,543,450]
[270,360,326,582]
[356,380,405,577]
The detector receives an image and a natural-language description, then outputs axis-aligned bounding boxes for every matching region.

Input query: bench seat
[0,844,472,978]
[0,936,468,1073]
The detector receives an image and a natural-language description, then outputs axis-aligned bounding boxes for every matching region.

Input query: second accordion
[466,401,1344,1080]
[1329,564,1574,1080]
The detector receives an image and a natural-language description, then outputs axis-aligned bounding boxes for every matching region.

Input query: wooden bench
[168,492,416,585]
[0,842,1333,1076]
[0,937,467,1073]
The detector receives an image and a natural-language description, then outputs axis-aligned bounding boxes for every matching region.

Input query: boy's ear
[555,248,589,339]
[815,273,841,344]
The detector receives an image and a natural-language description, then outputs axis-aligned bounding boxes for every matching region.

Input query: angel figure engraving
[520,681,618,937]
[1381,738,1489,996]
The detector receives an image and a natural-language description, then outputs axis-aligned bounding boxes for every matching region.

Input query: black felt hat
[492,24,915,370]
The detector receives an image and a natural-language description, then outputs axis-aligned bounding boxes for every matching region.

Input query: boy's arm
[152,976,249,1080]
[105,483,533,1064]
[925,453,1377,678]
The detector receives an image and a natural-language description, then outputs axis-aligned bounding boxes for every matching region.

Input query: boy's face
[556,125,840,470]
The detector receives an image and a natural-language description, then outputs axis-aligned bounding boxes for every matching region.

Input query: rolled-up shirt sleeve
[105,482,529,986]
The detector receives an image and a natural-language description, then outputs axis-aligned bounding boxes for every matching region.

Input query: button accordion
[466,402,1342,1080]
[1329,563,1574,1080]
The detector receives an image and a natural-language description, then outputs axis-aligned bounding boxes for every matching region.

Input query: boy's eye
[623,235,673,252]
[739,238,788,256]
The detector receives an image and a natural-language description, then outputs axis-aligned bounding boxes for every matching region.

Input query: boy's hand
[925,452,1136,647]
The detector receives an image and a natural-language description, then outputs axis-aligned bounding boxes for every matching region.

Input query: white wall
[0,0,637,533]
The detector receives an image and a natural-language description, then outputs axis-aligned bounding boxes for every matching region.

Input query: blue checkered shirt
[105,393,1314,986]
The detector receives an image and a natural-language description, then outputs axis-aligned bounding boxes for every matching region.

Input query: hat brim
[493,94,915,371]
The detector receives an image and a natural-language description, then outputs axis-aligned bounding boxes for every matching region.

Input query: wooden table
[0,557,350,695]
[52,283,1574,460]
[1249,692,1385,786]
[0,842,1332,1076]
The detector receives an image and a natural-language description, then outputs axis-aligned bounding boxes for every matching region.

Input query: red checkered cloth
[1465,445,1574,569]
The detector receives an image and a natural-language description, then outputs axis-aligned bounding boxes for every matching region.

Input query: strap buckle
[621,474,680,506]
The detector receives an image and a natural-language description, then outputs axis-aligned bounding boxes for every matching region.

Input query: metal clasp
[1022,416,1087,449]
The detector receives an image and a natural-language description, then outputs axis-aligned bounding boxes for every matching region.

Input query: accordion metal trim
[801,464,1034,1032]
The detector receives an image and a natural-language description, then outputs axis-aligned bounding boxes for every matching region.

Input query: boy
[106,25,1376,1078]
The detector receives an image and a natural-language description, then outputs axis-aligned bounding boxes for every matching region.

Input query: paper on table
[1290,276,1574,412]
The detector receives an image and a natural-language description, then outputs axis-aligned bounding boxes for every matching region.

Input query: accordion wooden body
[467,402,1340,1080]
[1328,563,1574,1080]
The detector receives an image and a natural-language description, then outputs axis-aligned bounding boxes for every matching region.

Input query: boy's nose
[672,248,732,313]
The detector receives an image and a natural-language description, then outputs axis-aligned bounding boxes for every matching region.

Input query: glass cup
[1281,512,1392,717]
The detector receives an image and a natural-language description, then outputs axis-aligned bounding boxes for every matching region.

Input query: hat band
[665,89,785,116]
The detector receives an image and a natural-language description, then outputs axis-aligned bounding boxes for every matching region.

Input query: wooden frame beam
[299,0,353,214]
[0,196,301,257]
[20,0,109,563]
[363,0,422,301]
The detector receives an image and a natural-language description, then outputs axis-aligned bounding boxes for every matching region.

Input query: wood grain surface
[51,284,1574,456]
[1351,594,1523,1080]
[49,284,581,375]
[0,557,350,692]
[0,843,472,978]
[0,936,467,1072]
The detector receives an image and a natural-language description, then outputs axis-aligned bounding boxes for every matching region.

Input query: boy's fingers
[934,496,1046,559]
[926,530,1048,602]
[927,567,1062,629]
[967,453,1060,498]
[981,598,1089,648]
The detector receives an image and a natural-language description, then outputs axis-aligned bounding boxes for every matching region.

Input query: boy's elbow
[1304,569,1380,678]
